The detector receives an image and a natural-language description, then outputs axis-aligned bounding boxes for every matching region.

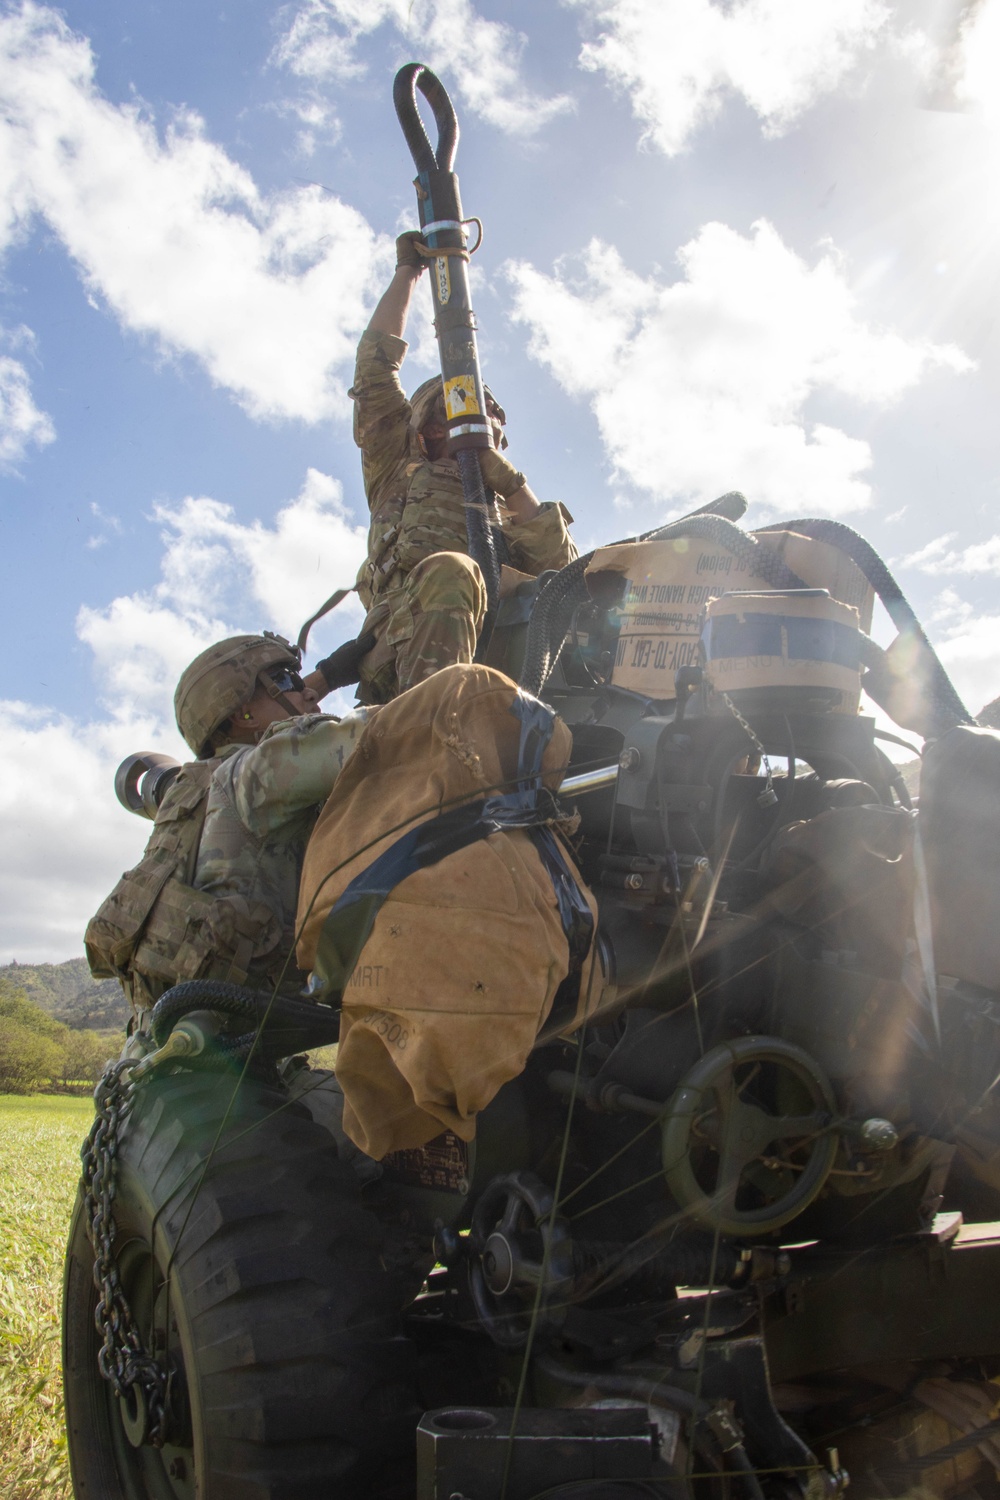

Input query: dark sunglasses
[267,665,305,694]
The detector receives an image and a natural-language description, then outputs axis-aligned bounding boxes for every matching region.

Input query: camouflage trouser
[357,551,487,705]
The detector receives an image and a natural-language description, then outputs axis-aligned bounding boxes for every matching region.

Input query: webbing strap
[309,693,594,1007]
[311,799,492,996]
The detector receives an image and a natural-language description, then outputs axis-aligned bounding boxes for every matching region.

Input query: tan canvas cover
[296,663,600,1159]
[588,529,874,710]
[702,591,861,698]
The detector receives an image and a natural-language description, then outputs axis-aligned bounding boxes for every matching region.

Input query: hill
[0,958,128,1032]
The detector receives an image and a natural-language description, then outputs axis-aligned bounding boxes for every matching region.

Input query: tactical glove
[395,231,427,270]
[315,631,377,691]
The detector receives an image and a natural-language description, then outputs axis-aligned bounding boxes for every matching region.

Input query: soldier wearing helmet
[305,232,577,706]
[87,633,376,1017]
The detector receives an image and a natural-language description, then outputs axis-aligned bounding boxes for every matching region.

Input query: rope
[413,241,468,260]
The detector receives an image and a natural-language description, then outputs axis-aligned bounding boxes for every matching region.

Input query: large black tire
[63,1071,419,1500]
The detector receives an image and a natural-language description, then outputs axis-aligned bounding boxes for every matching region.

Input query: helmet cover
[174,633,301,757]
[407,377,508,450]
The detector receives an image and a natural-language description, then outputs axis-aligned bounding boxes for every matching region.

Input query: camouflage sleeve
[504,501,578,576]
[227,709,378,836]
[352,330,412,508]
[477,447,527,500]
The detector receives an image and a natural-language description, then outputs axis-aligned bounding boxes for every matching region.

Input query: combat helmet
[406,376,508,450]
[174,633,302,758]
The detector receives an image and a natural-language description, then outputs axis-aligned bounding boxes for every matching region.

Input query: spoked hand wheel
[662,1036,838,1236]
[468,1171,574,1351]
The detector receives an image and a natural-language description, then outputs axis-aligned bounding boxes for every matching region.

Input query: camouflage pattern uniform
[193,707,376,991]
[351,329,577,703]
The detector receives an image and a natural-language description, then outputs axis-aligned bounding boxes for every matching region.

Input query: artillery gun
[62,502,1000,1500]
[62,67,1000,1500]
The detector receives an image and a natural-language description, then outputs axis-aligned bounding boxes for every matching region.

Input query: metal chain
[80,1057,172,1447]
[721,693,778,808]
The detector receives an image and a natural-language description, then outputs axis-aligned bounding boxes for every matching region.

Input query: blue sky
[1,0,998,961]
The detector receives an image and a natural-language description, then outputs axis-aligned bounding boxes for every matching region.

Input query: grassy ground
[0,1092,93,1500]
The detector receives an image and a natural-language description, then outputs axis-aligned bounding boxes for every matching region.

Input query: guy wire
[499,958,601,1500]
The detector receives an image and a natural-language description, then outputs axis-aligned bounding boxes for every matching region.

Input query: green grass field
[0,1093,93,1500]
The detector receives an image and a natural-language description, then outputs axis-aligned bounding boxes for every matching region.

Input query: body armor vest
[85,758,288,1014]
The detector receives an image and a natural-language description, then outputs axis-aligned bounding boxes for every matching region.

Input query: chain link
[721,692,778,807]
[80,1057,172,1447]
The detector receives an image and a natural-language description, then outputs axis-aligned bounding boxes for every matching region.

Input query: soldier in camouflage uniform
[87,633,377,1016]
[317,231,577,706]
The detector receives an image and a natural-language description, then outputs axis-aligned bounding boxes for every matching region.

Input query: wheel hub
[482,1231,515,1295]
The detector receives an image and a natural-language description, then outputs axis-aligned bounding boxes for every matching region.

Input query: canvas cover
[296,663,600,1159]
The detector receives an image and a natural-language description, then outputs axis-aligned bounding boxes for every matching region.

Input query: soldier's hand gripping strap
[314,631,377,691]
[309,693,594,1008]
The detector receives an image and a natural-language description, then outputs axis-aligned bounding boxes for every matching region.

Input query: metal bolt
[619,746,640,772]
[625,873,644,890]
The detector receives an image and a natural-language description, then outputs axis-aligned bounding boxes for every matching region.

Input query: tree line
[0,979,117,1093]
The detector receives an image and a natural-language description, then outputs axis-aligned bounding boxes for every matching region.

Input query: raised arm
[367,235,426,338]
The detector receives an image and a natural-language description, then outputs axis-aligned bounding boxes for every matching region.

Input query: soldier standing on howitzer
[301,230,578,707]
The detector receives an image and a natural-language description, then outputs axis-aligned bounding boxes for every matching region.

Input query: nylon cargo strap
[309,693,594,1025]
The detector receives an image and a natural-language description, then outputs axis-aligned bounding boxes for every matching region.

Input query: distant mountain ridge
[0,957,128,1032]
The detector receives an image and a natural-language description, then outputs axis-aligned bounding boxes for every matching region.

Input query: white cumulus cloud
[505,221,970,517]
[571,0,890,155]
[1,469,367,961]
[927,588,1000,717]
[78,468,367,725]
[897,530,1000,576]
[272,0,572,136]
[0,352,53,468]
[0,2,391,423]
[954,0,1000,120]
[0,702,161,964]
[0,323,54,468]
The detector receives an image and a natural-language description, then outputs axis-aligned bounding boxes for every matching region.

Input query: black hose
[640,490,748,533]
[392,63,457,173]
[755,518,973,730]
[639,515,804,591]
[457,447,502,648]
[520,553,595,696]
[150,980,341,1062]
